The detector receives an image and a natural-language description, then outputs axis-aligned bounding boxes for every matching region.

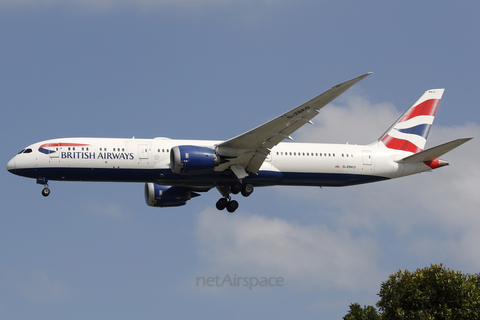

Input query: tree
[344,264,480,320]
[377,264,480,319]
[343,303,380,320]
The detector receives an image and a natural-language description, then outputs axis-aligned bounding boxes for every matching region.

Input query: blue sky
[1,1,480,319]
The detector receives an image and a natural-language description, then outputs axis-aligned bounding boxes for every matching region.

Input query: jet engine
[144,183,200,207]
[170,145,219,174]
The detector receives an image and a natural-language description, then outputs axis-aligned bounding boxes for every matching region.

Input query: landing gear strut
[37,177,50,197]
[215,182,254,213]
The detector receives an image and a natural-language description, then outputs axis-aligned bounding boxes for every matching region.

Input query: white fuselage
[7,137,432,188]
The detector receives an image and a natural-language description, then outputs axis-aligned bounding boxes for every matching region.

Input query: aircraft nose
[6,157,16,173]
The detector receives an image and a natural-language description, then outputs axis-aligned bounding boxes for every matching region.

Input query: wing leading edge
[215,72,373,178]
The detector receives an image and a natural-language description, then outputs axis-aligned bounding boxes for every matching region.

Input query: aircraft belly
[14,166,388,187]
[257,171,389,187]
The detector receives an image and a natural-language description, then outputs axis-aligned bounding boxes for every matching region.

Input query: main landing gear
[216,198,238,213]
[216,182,254,213]
[37,177,50,197]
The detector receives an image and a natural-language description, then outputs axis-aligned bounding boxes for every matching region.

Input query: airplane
[6,73,472,213]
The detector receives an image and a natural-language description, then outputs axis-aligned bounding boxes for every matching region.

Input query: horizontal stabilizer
[397,138,472,163]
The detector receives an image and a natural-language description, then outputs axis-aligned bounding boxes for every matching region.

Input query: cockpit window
[24,149,32,153]
[17,149,25,154]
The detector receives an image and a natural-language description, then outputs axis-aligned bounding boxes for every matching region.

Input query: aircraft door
[362,150,372,165]
[50,143,59,158]
[138,144,149,159]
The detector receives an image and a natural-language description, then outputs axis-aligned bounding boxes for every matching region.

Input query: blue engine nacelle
[144,183,200,207]
[170,145,219,174]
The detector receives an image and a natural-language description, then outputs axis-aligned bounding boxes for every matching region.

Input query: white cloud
[296,94,399,145]
[195,208,383,292]
[288,92,480,269]
[195,92,479,296]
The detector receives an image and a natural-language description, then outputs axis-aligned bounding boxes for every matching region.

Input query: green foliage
[377,264,480,319]
[343,303,380,320]
[344,264,480,320]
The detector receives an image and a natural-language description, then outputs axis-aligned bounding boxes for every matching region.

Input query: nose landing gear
[37,177,50,197]
[215,182,254,213]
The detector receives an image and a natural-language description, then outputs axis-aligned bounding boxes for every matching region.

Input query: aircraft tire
[241,184,254,197]
[216,198,228,210]
[231,182,242,194]
[42,188,50,197]
[226,200,239,213]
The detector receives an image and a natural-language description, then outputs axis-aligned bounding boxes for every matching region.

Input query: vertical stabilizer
[379,89,444,153]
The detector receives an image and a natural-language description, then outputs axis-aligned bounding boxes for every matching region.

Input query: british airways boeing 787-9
[6,73,472,212]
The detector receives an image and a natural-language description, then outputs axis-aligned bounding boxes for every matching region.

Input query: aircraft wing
[215,72,372,178]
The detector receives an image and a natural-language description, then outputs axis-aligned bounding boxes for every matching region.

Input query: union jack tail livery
[379,89,444,153]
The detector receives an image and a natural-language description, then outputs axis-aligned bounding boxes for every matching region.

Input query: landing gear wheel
[226,200,239,213]
[216,198,228,210]
[241,184,254,197]
[42,187,50,197]
[231,182,242,194]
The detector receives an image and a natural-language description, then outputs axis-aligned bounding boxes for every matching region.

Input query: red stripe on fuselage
[39,143,90,148]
